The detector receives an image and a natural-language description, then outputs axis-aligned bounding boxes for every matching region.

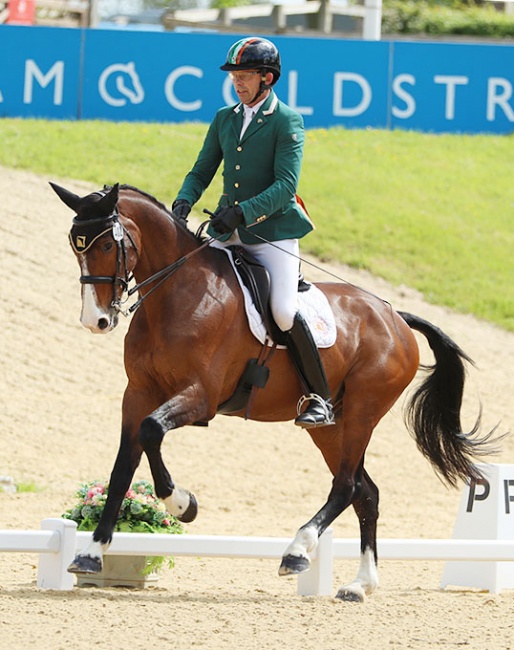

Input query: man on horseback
[172,36,334,428]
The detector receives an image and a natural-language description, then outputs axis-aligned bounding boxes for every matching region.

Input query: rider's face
[229,70,272,106]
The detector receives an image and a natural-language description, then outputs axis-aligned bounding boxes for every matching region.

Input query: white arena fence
[1,519,514,594]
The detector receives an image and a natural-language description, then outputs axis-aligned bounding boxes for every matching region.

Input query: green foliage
[62,479,185,574]
[211,0,249,8]
[16,482,41,493]
[0,118,512,331]
[382,0,514,37]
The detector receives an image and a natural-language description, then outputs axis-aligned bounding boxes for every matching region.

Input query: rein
[122,222,213,315]
[74,197,388,319]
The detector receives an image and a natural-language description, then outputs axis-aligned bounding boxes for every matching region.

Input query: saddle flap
[230,246,271,319]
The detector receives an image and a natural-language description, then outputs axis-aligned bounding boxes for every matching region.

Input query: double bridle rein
[69,208,212,317]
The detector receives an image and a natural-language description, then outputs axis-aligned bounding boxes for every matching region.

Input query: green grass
[15,481,41,493]
[0,118,512,331]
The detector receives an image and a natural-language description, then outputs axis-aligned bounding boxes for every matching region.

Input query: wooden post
[363,0,382,40]
[219,7,232,27]
[88,0,99,27]
[317,0,333,34]
[272,4,286,33]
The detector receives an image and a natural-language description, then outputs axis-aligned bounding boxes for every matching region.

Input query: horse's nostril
[98,318,109,331]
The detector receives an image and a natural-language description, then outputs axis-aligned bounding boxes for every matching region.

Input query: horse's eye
[102,241,114,253]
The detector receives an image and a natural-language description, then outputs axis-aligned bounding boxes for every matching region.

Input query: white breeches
[218,231,300,332]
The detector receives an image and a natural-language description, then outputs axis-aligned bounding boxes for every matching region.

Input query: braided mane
[114,184,204,243]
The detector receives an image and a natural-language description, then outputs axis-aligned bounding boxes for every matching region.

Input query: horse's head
[51,182,140,333]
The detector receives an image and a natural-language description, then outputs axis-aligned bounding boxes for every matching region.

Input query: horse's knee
[139,416,165,451]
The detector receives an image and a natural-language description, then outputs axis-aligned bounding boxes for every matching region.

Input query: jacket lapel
[240,92,278,143]
[232,103,244,141]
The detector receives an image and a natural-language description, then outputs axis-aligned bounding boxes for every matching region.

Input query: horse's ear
[99,183,119,215]
[49,182,82,212]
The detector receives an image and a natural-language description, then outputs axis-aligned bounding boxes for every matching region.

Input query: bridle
[69,208,213,317]
[69,209,138,314]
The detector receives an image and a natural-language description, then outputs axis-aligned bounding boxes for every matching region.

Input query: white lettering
[24,60,63,105]
[434,75,469,120]
[392,74,416,119]
[487,77,514,122]
[287,70,313,116]
[333,73,371,117]
[165,66,202,112]
[99,62,144,107]
[222,75,236,106]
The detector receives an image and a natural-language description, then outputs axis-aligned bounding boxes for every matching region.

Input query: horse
[51,181,498,602]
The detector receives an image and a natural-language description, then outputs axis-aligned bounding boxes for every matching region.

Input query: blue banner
[390,41,514,133]
[0,25,81,119]
[1,25,513,134]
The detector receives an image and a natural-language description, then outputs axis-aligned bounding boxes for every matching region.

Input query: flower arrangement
[62,479,185,574]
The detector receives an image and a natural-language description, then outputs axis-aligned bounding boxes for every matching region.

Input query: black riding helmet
[220,37,281,86]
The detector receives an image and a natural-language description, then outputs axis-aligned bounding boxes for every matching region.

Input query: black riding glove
[210,205,244,235]
[172,199,191,221]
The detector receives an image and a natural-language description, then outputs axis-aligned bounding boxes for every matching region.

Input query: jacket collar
[232,92,278,142]
[232,91,278,117]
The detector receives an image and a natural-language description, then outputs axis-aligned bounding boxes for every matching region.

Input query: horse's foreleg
[68,430,143,574]
[336,468,379,602]
[139,389,211,523]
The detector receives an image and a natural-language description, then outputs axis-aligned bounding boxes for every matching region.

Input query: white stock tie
[240,109,254,139]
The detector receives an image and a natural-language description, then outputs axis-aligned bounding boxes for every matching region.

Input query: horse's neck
[132,209,199,280]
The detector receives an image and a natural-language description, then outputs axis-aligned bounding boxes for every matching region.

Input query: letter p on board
[442,464,514,593]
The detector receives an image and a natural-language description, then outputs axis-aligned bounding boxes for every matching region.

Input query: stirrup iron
[295,394,335,428]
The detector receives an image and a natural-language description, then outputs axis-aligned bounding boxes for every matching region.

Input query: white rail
[1,519,513,594]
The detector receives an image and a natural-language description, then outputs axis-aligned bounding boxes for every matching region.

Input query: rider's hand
[210,205,244,235]
[172,199,191,221]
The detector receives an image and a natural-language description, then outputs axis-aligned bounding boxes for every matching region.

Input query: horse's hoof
[278,554,310,576]
[335,587,365,603]
[67,555,102,574]
[179,492,198,523]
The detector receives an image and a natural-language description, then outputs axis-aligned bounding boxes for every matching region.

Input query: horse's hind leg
[279,421,359,577]
[336,467,379,602]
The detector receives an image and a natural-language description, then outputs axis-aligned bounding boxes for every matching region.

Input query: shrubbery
[382,0,514,37]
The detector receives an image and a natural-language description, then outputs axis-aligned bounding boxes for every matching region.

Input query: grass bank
[0,118,512,331]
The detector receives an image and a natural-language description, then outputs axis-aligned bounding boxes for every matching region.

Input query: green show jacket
[175,91,314,244]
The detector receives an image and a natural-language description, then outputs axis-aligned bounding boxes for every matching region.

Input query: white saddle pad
[212,244,337,348]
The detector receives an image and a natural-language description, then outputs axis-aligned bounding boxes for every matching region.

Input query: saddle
[217,246,310,417]
[229,245,310,346]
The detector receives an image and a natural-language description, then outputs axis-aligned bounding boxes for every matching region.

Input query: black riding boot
[285,312,335,428]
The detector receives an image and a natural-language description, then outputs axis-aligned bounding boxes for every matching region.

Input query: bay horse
[52,181,497,602]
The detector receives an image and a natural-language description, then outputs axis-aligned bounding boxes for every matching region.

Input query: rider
[171,36,334,428]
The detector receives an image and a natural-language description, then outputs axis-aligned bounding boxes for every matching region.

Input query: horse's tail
[398,311,502,488]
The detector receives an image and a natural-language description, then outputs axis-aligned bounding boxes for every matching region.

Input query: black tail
[398,311,502,488]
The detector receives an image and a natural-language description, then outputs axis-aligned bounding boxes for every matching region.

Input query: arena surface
[1,166,513,649]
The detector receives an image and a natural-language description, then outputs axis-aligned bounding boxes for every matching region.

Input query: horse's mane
[114,183,204,243]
